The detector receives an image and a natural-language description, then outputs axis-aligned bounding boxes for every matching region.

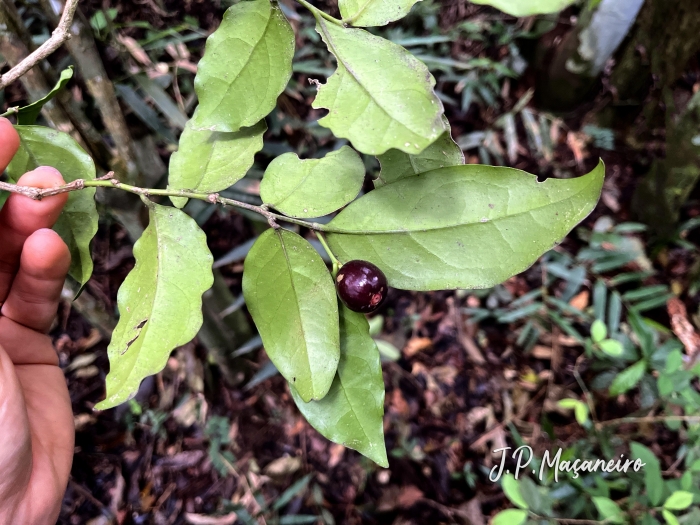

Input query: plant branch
[0,177,329,232]
[0,0,79,91]
[315,231,340,274]
[295,0,344,26]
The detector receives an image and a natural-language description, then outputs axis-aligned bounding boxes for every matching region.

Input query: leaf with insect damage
[95,204,214,409]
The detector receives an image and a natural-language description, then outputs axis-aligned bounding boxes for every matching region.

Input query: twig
[0,0,79,91]
[0,178,328,232]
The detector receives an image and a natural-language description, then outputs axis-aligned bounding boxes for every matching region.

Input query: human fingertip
[22,228,71,279]
[17,166,66,188]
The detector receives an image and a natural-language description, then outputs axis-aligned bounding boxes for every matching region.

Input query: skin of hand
[0,117,74,524]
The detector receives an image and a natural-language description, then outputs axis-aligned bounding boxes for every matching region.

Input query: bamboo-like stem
[0,176,329,232]
[0,0,79,90]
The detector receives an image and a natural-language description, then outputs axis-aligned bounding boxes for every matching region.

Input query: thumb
[0,345,32,507]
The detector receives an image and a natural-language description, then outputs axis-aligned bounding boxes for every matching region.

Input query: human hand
[0,117,74,525]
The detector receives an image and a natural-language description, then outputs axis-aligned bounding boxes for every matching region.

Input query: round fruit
[335,260,388,313]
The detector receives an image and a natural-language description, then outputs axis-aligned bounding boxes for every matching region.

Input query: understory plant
[0,0,602,467]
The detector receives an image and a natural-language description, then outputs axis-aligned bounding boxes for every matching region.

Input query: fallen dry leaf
[184,512,238,525]
[397,485,424,509]
[569,290,589,310]
[668,297,700,358]
[264,455,301,477]
[531,345,552,359]
[403,337,432,357]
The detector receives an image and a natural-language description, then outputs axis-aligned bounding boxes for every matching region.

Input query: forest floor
[3,0,695,524]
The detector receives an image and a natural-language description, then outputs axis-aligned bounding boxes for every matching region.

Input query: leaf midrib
[343,0,375,22]
[203,6,276,123]
[277,230,316,399]
[328,172,599,235]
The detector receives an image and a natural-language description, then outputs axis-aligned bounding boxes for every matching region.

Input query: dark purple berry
[335,260,388,313]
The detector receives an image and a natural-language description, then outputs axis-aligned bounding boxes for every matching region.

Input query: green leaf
[663,510,680,525]
[290,304,387,467]
[664,491,693,511]
[260,146,365,218]
[591,319,607,343]
[559,399,590,425]
[17,67,74,126]
[192,0,294,132]
[592,496,624,524]
[7,126,98,286]
[470,0,576,17]
[375,117,464,187]
[631,442,664,506]
[326,162,604,291]
[502,474,528,509]
[96,204,214,409]
[609,360,646,396]
[574,402,589,425]
[242,229,340,402]
[599,338,624,357]
[313,18,445,156]
[491,509,528,525]
[340,0,423,26]
[168,116,266,208]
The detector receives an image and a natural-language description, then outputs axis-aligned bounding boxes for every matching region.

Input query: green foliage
[290,304,388,467]
[592,497,624,524]
[327,162,604,290]
[96,204,214,409]
[609,359,646,395]
[168,118,266,208]
[2,0,609,469]
[192,0,295,132]
[17,67,74,126]
[313,18,445,155]
[664,491,694,511]
[7,126,98,287]
[502,474,528,509]
[491,509,527,525]
[260,146,365,218]
[242,229,340,402]
[339,0,423,27]
[470,0,576,17]
[630,442,664,506]
[375,117,464,187]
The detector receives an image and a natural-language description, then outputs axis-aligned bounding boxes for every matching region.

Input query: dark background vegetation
[3,0,700,523]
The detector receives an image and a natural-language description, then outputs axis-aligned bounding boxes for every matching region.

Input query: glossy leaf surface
[327,162,605,290]
[291,304,388,467]
[7,126,98,286]
[260,146,365,218]
[313,19,444,155]
[96,204,214,409]
[243,229,340,402]
[192,0,294,132]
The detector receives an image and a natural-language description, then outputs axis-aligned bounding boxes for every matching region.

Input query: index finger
[0,117,20,173]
